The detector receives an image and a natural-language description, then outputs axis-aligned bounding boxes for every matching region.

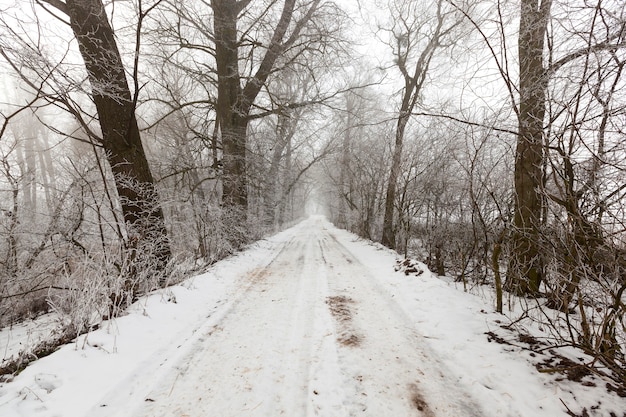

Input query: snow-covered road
[98,217,483,417]
[3,216,625,417]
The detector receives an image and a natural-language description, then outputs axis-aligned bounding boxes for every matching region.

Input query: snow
[0,216,625,417]
[1,314,60,367]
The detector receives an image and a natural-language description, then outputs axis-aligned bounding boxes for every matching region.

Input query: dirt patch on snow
[408,383,435,416]
[327,296,354,321]
[326,295,361,347]
[246,266,272,284]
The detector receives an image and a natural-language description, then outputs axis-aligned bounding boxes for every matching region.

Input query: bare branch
[412,111,518,136]
[38,0,68,15]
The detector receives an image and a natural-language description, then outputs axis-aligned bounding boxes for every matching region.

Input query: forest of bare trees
[0,0,624,382]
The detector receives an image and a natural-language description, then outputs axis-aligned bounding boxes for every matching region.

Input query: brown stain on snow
[326,295,361,347]
[408,383,435,417]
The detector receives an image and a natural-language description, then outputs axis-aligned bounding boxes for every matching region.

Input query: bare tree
[35,0,171,279]
[212,0,325,212]
[324,97,391,240]
[502,0,553,295]
[381,0,467,249]
[454,0,626,377]
[154,0,345,209]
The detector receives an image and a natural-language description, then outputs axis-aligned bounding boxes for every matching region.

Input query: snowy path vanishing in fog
[4,217,626,417]
[89,217,484,417]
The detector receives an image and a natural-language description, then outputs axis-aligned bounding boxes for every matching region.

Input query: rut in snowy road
[103,217,484,417]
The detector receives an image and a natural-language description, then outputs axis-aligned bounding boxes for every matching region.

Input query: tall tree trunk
[220,118,249,209]
[265,149,281,228]
[382,114,409,249]
[265,111,295,229]
[338,95,355,228]
[64,0,171,272]
[505,0,552,295]
[278,138,292,225]
[213,1,248,210]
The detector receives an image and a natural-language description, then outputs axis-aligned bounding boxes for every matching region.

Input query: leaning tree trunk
[505,0,552,295]
[65,0,171,273]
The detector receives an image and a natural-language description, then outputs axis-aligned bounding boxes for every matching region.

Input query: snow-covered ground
[0,216,624,416]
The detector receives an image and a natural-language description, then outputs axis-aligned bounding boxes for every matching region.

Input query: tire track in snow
[86,218,485,417]
[85,234,302,417]
[125,227,341,417]
[319,225,484,417]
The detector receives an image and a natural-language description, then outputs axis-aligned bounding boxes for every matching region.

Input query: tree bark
[505,0,552,295]
[64,0,171,271]
[213,0,249,210]
[382,113,410,249]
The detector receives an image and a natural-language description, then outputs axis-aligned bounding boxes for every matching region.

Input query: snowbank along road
[106,216,484,417]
